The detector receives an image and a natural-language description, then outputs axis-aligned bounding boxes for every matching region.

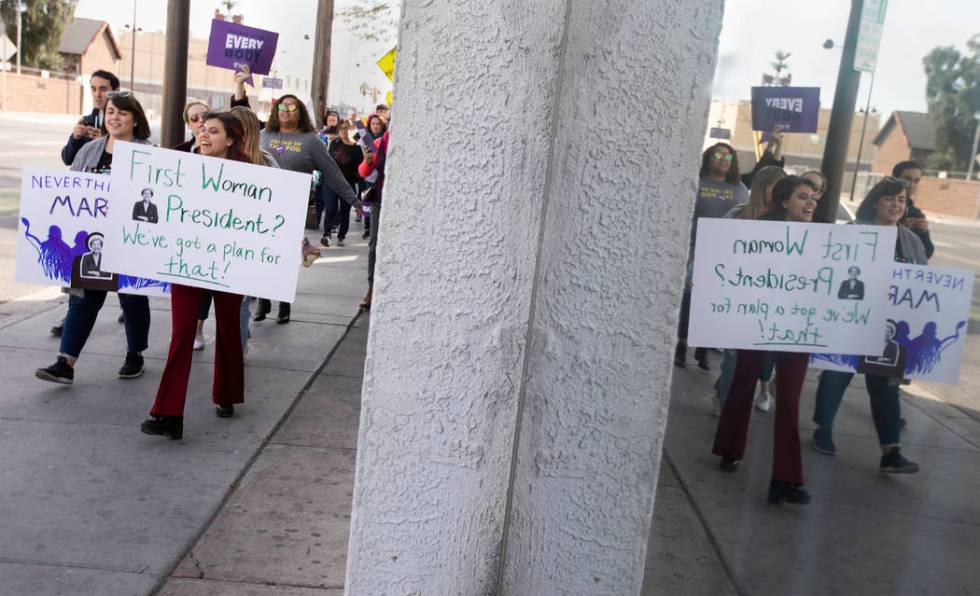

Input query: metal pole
[160,0,190,149]
[15,1,22,75]
[848,70,874,202]
[967,115,980,181]
[816,0,864,224]
[311,0,335,127]
[129,0,137,90]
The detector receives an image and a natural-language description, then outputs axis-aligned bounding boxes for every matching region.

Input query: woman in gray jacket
[810,177,927,474]
[35,92,154,385]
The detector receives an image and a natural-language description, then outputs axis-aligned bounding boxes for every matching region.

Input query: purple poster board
[205,19,279,76]
[750,87,820,133]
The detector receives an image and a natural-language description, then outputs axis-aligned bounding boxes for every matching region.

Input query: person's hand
[71,120,87,139]
[233,66,250,99]
[364,151,375,166]
[906,217,929,231]
[85,126,102,139]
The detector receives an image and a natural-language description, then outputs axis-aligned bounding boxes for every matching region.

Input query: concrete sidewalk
[0,235,369,596]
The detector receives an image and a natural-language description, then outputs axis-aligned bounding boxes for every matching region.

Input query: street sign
[376,47,396,82]
[262,77,283,89]
[0,34,17,62]
[854,0,887,73]
[709,127,731,139]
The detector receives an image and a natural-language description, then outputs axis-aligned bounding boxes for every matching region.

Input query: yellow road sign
[377,47,397,81]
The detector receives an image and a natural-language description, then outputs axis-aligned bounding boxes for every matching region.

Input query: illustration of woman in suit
[837,265,864,300]
[132,187,159,223]
[79,232,113,280]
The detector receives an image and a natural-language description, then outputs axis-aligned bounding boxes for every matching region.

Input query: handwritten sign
[811,264,974,383]
[15,168,167,295]
[750,87,820,133]
[100,142,312,302]
[689,219,896,354]
[205,19,278,78]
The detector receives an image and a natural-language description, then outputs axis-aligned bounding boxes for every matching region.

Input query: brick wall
[872,124,910,174]
[79,30,120,78]
[0,72,82,114]
[915,177,980,219]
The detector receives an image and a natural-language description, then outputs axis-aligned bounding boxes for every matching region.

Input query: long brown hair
[107,93,151,140]
[699,142,740,183]
[202,112,250,163]
[230,106,265,165]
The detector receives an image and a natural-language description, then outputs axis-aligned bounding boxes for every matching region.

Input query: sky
[714,0,979,124]
[73,0,398,110]
[73,0,978,125]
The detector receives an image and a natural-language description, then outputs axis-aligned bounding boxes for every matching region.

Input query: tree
[336,0,399,43]
[0,0,76,70]
[761,50,792,87]
[922,35,980,172]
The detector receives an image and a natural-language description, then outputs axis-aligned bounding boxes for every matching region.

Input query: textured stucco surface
[345,1,567,594]
[345,0,722,594]
[500,2,724,593]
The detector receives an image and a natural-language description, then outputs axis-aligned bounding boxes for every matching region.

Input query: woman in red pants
[140,112,251,440]
[711,175,819,505]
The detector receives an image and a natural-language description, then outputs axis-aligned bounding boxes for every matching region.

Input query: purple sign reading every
[750,87,820,133]
[205,19,279,76]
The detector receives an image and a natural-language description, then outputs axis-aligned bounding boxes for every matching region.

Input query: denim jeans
[812,370,901,446]
[323,182,355,240]
[60,291,150,359]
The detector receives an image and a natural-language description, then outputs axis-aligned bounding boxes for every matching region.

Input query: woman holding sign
[810,177,927,474]
[35,92,153,386]
[256,94,362,324]
[141,112,251,440]
[712,175,819,506]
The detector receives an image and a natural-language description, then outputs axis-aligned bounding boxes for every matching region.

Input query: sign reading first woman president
[100,142,312,303]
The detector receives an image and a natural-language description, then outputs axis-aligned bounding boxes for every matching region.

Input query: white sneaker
[193,331,205,351]
[755,389,771,413]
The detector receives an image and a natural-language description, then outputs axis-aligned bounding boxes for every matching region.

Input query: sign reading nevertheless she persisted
[100,142,312,303]
[689,219,896,354]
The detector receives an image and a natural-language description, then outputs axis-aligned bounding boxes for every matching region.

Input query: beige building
[704,99,881,188]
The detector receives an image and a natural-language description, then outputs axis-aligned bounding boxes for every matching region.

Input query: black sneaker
[719,457,739,472]
[880,447,919,474]
[695,347,710,371]
[117,313,125,323]
[768,480,811,505]
[215,404,235,418]
[36,356,74,385]
[674,344,687,369]
[320,235,330,247]
[118,352,144,379]
[812,427,837,456]
[50,319,65,337]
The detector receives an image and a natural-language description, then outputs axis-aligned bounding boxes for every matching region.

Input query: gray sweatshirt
[259,130,360,207]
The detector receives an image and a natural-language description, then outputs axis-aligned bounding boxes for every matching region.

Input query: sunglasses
[107,90,133,98]
[712,152,734,162]
[883,176,912,188]
[277,104,299,113]
[187,113,205,123]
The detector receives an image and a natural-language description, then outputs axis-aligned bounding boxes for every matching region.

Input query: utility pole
[15,1,22,74]
[129,0,137,90]
[967,111,980,181]
[160,0,189,149]
[311,0,334,127]
[816,0,864,224]
[848,70,875,202]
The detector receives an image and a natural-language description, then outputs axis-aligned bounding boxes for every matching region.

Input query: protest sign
[15,168,167,295]
[811,264,974,383]
[750,87,820,133]
[689,219,896,354]
[205,19,278,80]
[100,142,312,303]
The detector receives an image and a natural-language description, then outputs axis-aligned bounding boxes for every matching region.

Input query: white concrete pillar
[345,1,723,594]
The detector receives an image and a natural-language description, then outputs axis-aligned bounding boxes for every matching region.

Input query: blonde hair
[802,170,827,194]
[182,100,209,123]
[741,166,787,220]
[230,106,265,165]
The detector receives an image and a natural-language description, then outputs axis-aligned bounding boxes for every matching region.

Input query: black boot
[674,343,687,368]
[254,298,271,322]
[277,302,291,324]
[767,480,811,505]
[140,416,183,440]
[695,347,710,371]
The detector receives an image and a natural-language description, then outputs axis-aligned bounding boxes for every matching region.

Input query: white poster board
[811,264,974,383]
[15,168,168,295]
[101,142,312,302]
[689,219,897,354]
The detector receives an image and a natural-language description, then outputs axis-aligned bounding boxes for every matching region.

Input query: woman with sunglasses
[675,143,749,371]
[141,112,252,440]
[810,177,927,474]
[712,175,819,506]
[174,100,209,152]
[35,91,154,385]
[257,94,362,324]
